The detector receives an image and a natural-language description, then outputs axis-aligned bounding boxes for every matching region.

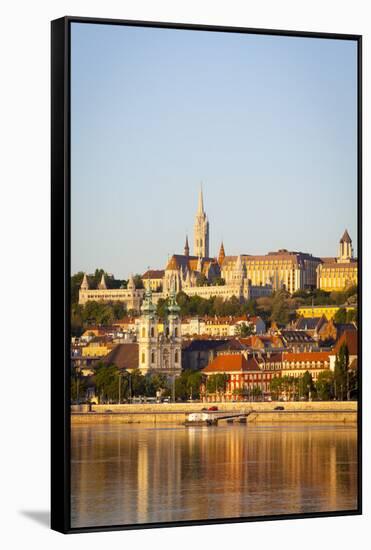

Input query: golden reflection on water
[71,423,357,528]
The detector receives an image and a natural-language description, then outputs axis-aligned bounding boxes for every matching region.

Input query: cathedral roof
[165,254,217,273]
[142,269,165,279]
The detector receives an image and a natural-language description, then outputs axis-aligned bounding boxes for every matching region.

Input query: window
[141,352,145,364]
[151,327,154,337]
[151,351,155,364]
[174,327,178,337]
[175,350,179,363]
[141,327,146,338]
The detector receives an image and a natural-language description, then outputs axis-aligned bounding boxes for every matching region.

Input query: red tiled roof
[203,354,260,373]
[142,269,165,278]
[98,343,139,370]
[333,330,358,355]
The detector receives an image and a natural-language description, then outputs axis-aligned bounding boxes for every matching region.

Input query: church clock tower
[194,187,209,258]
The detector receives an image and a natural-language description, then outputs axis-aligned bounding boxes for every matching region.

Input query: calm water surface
[71,423,357,528]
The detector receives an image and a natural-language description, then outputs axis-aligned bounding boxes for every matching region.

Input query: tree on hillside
[212,276,225,286]
[346,308,358,324]
[71,272,85,305]
[270,290,290,325]
[235,322,253,337]
[334,307,347,324]
[133,274,144,289]
[196,274,209,287]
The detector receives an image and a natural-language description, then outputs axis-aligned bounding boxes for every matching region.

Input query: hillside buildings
[317,230,358,291]
[78,188,357,310]
[79,273,144,311]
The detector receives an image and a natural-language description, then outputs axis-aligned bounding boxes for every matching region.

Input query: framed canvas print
[51,16,362,533]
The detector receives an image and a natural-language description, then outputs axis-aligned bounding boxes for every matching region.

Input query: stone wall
[71,401,357,414]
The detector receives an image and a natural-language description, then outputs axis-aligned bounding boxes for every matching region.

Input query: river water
[71,423,358,528]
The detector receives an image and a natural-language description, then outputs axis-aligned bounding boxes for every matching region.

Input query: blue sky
[71,23,358,278]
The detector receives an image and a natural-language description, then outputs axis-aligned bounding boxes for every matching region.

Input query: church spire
[218,241,225,266]
[184,235,189,257]
[194,185,209,258]
[197,184,205,215]
[339,229,353,262]
[80,272,89,290]
[98,273,107,290]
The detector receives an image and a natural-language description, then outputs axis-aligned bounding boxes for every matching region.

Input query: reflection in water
[71,423,357,528]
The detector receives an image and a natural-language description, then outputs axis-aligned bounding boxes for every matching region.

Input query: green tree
[251,386,263,400]
[334,343,349,400]
[94,364,122,403]
[299,371,315,400]
[270,290,290,325]
[316,370,335,401]
[133,274,144,289]
[186,371,203,399]
[130,369,146,396]
[206,373,228,396]
[346,308,358,324]
[174,370,203,400]
[235,322,253,337]
[71,370,87,403]
[270,377,283,400]
[334,307,347,324]
[212,277,225,286]
[196,274,209,287]
[71,272,85,305]
[244,299,257,316]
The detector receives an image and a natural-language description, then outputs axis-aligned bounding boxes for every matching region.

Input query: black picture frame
[51,16,362,534]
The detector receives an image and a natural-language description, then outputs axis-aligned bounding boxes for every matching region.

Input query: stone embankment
[71,401,357,425]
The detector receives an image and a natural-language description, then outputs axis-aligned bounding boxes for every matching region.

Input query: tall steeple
[184,235,190,257]
[197,187,205,214]
[194,184,209,258]
[218,241,225,266]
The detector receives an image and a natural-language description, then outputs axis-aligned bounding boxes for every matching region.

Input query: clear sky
[71,22,358,278]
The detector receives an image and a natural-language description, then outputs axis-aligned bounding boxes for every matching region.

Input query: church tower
[138,288,158,374]
[194,187,209,258]
[338,229,353,262]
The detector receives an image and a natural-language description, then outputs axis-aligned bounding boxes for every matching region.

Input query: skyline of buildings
[78,188,357,312]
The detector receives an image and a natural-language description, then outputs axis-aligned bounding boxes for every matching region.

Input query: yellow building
[296,305,356,320]
[317,230,358,292]
[81,341,115,358]
[221,249,320,294]
[142,270,165,292]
